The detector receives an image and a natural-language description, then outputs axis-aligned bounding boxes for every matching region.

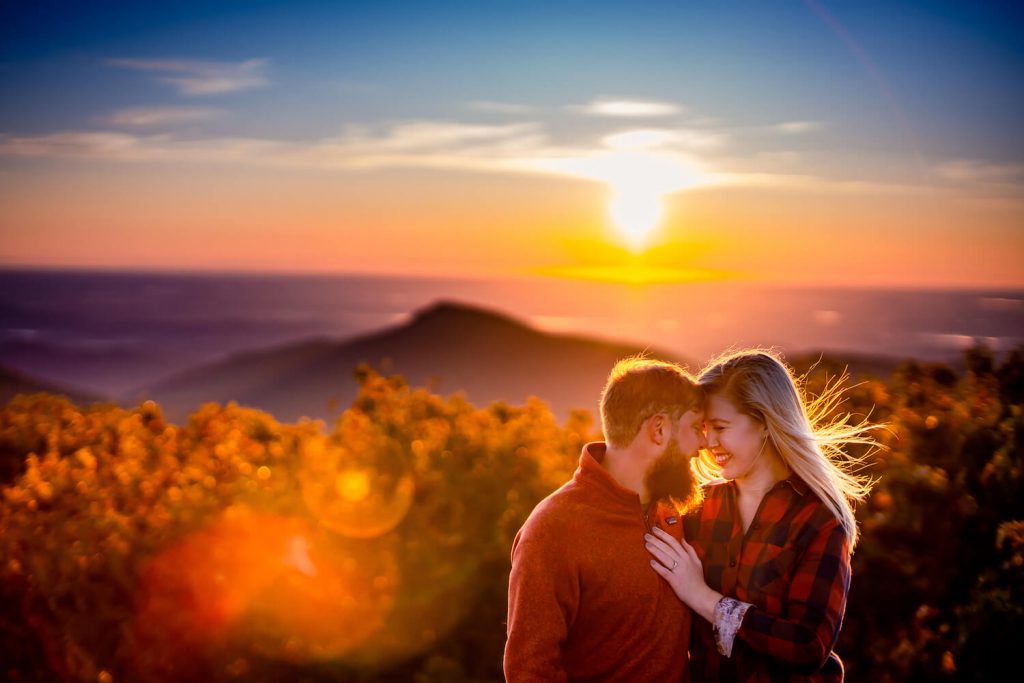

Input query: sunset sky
[1,0,1022,287]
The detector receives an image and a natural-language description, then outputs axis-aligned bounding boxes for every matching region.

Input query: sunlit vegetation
[1,351,1022,682]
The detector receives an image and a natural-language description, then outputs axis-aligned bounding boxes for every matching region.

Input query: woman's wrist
[693,584,723,624]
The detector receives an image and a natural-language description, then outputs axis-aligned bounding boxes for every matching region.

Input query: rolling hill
[125,301,689,423]
[0,364,104,408]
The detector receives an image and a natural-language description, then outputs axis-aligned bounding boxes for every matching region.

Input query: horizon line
[0,262,1022,293]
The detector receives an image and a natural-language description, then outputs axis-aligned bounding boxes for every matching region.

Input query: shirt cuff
[713,597,753,657]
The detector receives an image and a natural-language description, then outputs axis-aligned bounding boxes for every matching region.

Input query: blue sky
[1,1,1021,284]
[4,0,1020,148]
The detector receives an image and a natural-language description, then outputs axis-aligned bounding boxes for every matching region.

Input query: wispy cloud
[106,57,270,95]
[0,121,716,198]
[468,100,536,114]
[573,98,684,118]
[0,131,288,163]
[305,122,551,170]
[774,120,823,134]
[0,116,923,198]
[0,123,549,172]
[934,159,1024,185]
[713,171,927,195]
[601,128,727,151]
[104,106,224,127]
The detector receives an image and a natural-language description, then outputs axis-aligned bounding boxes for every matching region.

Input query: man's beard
[644,437,699,512]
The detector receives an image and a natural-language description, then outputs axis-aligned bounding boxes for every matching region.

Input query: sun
[609,187,664,252]
[595,132,709,252]
[517,128,713,252]
[601,151,692,252]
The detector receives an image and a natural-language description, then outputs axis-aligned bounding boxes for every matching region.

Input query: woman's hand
[645,527,722,623]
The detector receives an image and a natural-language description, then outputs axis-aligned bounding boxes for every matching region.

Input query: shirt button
[729,559,737,568]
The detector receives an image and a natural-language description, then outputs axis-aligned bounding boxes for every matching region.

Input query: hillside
[126,301,688,423]
[0,364,104,408]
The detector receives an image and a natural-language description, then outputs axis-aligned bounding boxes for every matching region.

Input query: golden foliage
[2,348,1022,682]
[0,369,592,682]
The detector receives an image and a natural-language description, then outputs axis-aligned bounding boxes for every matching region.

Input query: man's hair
[600,357,699,448]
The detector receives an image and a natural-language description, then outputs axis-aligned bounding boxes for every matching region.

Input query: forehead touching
[677,407,704,427]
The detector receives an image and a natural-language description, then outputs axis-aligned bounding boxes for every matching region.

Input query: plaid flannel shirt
[683,476,850,682]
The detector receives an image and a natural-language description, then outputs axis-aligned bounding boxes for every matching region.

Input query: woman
[645,350,876,681]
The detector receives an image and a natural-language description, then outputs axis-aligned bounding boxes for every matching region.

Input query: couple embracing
[504,351,874,682]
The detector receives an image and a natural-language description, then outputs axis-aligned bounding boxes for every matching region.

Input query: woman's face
[705,392,768,482]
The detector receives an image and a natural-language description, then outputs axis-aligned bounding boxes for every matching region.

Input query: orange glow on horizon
[533,263,737,286]
[0,160,1022,288]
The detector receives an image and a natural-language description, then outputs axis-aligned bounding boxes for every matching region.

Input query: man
[504,357,705,682]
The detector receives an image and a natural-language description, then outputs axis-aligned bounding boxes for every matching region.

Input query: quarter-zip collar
[575,441,644,510]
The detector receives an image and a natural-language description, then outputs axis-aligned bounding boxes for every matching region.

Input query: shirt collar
[776,474,810,496]
[717,473,810,496]
[576,441,643,507]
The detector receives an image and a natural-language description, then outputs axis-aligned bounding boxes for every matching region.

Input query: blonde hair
[600,356,700,449]
[696,350,877,550]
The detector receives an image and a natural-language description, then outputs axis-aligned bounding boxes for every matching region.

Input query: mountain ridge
[125,300,688,423]
[3,300,916,423]
[1,364,105,407]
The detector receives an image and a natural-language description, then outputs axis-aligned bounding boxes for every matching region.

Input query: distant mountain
[126,301,690,423]
[0,364,105,407]
[0,336,165,397]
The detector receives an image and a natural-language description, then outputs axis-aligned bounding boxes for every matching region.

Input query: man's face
[673,408,705,457]
[643,408,703,506]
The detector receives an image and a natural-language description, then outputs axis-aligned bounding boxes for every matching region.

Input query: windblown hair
[600,356,700,449]
[696,350,877,550]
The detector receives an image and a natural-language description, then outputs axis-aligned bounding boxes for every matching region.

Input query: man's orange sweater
[504,442,691,682]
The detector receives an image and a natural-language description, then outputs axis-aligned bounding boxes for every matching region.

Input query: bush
[0,368,591,682]
[2,348,1022,681]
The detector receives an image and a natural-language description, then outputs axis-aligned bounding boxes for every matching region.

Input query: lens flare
[336,469,371,502]
[300,433,414,539]
[131,508,398,680]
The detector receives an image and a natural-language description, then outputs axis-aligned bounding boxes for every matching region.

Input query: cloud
[289,122,711,192]
[0,123,550,173]
[468,100,536,114]
[934,159,1024,185]
[0,118,920,199]
[299,122,553,171]
[601,128,726,151]
[104,106,224,127]
[106,57,270,95]
[0,132,147,159]
[0,120,907,198]
[0,131,289,163]
[712,171,923,195]
[774,120,823,134]
[0,121,719,201]
[573,98,684,118]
